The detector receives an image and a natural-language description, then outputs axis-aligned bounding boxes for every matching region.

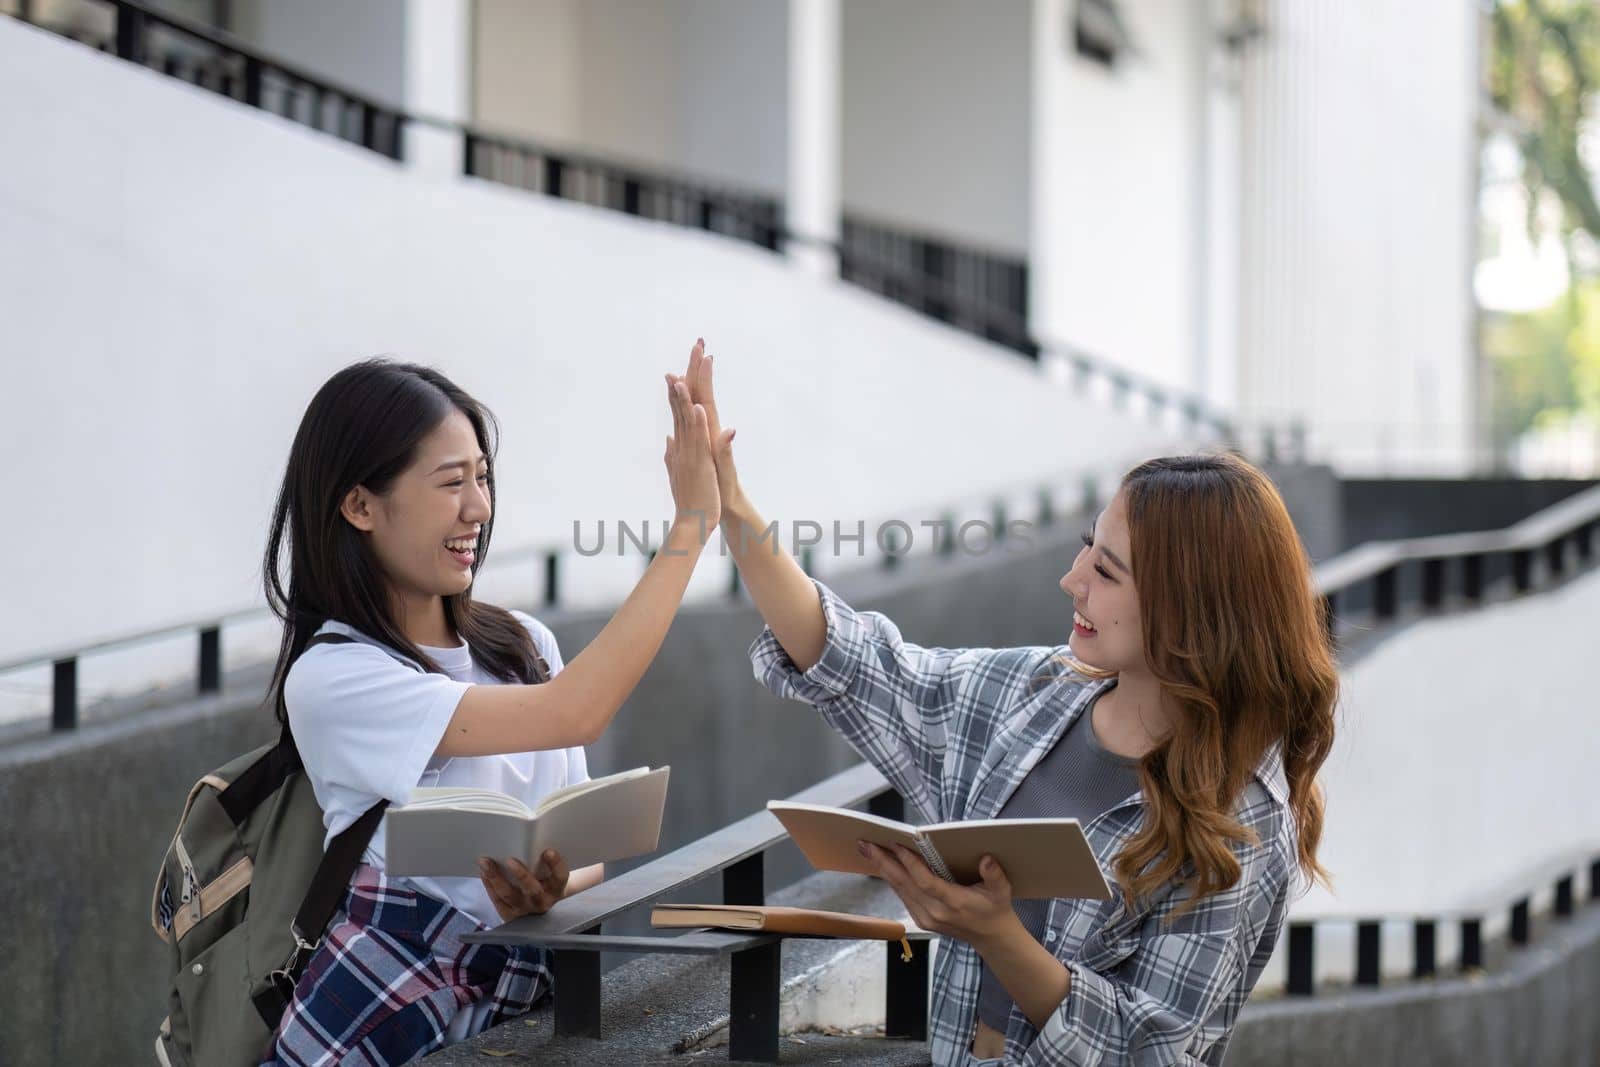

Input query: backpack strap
[257,630,420,1026]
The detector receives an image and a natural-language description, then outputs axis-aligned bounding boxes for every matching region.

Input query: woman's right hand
[664,361,722,538]
[679,339,743,515]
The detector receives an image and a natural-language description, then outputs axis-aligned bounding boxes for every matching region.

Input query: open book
[767,800,1112,901]
[384,766,670,878]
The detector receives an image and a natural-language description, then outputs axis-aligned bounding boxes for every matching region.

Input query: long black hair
[263,358,544,724]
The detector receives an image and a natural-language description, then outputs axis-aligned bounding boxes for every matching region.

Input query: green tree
[1490,0,1600,248]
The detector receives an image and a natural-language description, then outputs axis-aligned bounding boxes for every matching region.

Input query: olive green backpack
[150,632,418,1066]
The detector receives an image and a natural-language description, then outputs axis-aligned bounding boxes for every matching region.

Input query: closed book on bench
[384,766,670,877]
[767,800,1112,901]
[650,904,906,941]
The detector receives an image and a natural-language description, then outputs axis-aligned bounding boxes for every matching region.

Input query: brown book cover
[650,904,906,941]
[766,801,1113,901]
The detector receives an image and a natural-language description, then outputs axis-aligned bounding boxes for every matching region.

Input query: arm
[437,370,721,757]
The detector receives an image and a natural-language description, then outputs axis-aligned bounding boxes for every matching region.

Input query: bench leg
[553,925,603,1038]
[884,938,929,1040]
[728,941,781,1062]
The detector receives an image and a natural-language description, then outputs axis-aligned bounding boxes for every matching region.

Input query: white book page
[399,788,533,819]
[532,765,652,816]
[766,801,924,879]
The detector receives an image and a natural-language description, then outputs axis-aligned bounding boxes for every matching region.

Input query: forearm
[722,492,827,670]
[977,918,1073,1030]
[438,519,707,756]
[565,862,604,898]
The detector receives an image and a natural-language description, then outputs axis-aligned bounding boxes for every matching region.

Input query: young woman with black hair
[259,345,726,1064]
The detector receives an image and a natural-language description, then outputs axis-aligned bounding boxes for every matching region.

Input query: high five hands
[663,338,733,538]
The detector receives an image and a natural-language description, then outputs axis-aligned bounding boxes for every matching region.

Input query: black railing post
[198,625,221,694]
[1511,549,1533,593]
[114,1,146,64]
[1546,536,1566,578]
[52,657,78,732]
[1037,487,1055,528]
[884,937,929,1041]
[1355,921,1381,986]
[1421,558,1445,609]
[552,927,603,1039]
[1510,897,1530,945]
[1460,918,1483,970]
[360,105,379,153]
[462,131,477,176]
[622,178,641,215]
[242,55,262,107]
[1462,554,1483,602]
[1555,875,1574,918]
[1374,567,1398,620]
[1412,920,1436,979]
[544,157,564,198]
[1591,858,1600,901]
[728,942,781,1063]
[544,551,559,608]
[723,853,764,907]
[1285,922,1314,995]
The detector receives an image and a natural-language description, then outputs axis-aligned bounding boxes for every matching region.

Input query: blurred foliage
[1483,278,1600,450]
[1490,0,1600,246]
[1486,1,1600,449]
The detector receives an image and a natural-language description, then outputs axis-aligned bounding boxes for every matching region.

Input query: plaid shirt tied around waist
[262,864,551,1067]
[751,580,1298,1067]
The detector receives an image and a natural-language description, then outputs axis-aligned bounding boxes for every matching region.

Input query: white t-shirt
[283,609,589,930]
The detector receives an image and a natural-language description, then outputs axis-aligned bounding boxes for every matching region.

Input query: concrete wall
[840,0,1031,254]
[1227,905,1600,1067]
[1340,478,1596,549]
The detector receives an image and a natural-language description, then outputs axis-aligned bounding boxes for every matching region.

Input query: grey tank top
[976,696,1141,1033]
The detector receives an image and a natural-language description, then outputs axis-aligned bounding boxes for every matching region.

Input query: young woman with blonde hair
[669,348,1336,1066]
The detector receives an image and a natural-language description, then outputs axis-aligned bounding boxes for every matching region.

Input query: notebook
[766,800,1112,901]
[384,765,670,877]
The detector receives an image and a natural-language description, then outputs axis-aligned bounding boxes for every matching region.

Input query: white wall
[1030,0,1208,396]
[840,0,1032,254]
[0,19,1188,677]
[1236,0,1480,474]
[472,0,790,194]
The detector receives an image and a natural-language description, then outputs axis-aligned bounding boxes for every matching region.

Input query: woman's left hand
[479,849,570,921]
[858,841,1018,951]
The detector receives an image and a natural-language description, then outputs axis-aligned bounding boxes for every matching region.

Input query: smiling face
[338,409,492,626]
[1059,490,1145,672]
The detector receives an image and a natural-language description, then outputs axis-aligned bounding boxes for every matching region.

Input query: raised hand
[664,360,721,537]
[678,338,741,512]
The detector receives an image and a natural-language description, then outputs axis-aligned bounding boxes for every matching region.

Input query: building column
[1200,0,1242,414]
[404,0,470,181]
[786,0,840,274]
[1028,0,1068,376]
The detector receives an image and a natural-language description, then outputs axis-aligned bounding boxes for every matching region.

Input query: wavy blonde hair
[1077,453,1338,916]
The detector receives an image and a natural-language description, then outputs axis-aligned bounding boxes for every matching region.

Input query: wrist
[666,512,714,553]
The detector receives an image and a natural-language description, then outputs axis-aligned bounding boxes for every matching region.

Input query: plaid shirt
[751,580,1296,1067]
[263,865,551,1066]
